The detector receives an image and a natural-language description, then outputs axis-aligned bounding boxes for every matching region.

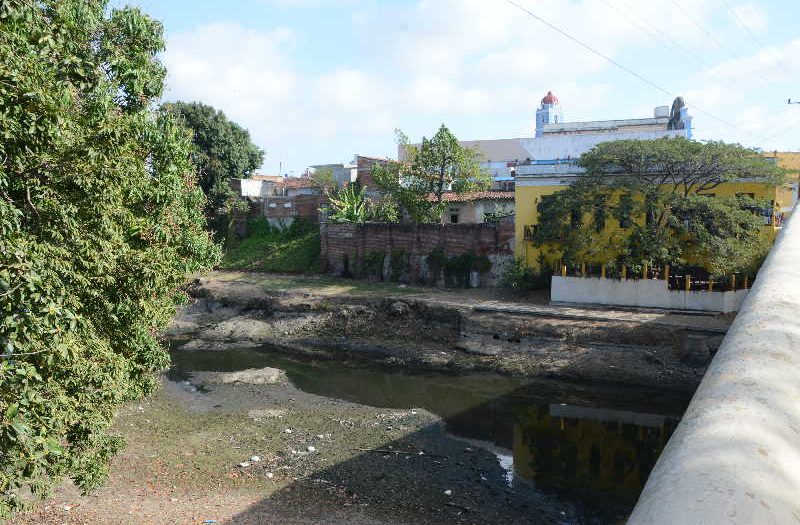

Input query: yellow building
[514,152,799,272]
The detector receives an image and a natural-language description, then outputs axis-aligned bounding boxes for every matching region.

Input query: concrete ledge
[551,275,748,313]
[627,205,800,524]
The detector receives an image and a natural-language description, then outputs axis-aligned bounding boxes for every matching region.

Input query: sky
[114,0,800,175]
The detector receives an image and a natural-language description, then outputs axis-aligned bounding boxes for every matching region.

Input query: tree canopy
[0,1,218,515]
[161,101,263,238]
[372,126,492,222]
[533,138,784,276]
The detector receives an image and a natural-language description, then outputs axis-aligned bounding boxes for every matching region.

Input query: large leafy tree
[161,101,264,239]
[372,126,492,222]
[534,138,784,276]
[0,1,218,516]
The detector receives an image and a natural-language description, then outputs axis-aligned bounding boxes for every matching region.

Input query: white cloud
[161,0,799,173]
[163,23,297,143]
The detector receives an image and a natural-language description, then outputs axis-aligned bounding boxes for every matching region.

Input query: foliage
[327,184,369,224]
[326,184,399,224]
[501,257,551,292]
[670,195,768,276]
[309,167,336,193]
[161,101,263,240]
[0,1,219,516]
[372,126,492,223]
[483,209,514,223]
[426,249,492,288]
[579,137,784,199]
[533,138,783,277]
[221,218,320,273]
[360,251,386,279]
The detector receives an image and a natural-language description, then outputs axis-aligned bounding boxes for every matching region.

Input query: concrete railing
[627,206,800,524]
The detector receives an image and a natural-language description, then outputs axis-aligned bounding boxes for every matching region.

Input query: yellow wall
[515,156,800,271]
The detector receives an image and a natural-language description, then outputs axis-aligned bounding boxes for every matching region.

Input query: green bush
[361,250,386,279]
[502,257,551,291]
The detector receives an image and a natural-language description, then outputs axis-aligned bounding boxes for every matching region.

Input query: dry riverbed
[10,368,571,525]
[10,271,725,524]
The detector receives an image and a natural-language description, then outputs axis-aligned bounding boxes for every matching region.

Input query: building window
[569,207,581,230]
[617,193,633,228]
[284,203,292,208]
[449,207,460,224]
[594,194,607,232]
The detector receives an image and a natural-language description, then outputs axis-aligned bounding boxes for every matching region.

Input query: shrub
[502,257,551,291]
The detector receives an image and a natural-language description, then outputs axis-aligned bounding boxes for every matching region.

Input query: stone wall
[320,218,514,286]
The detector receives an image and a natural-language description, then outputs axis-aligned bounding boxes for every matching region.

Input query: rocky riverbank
[168,272,732,392]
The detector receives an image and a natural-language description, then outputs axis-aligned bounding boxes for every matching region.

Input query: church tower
[535,91,564,137]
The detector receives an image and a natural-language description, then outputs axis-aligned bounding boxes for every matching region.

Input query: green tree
[534,138,782,276]
[161,101,264,239]
[325,184,398,224]
[372,126,492,222]
[310,166,337,193]
[0,1,219,516]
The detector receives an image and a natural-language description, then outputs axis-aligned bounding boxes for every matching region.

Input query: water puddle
[169,345,687,524]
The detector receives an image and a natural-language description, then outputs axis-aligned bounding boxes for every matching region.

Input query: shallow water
[169,346,689,524]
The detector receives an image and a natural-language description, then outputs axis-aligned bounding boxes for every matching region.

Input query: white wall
[240,179,273,198]
[551,276,748,313]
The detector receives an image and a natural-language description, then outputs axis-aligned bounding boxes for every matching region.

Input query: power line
[717,0,800,90]
[615,0,797,130]
[503,0,765,142]
[603,0,739,89]
[667,0,746,67]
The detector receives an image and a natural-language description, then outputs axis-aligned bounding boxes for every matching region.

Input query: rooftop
[542,117,669,134]
[429,191,515,203]
[277,177,320,189]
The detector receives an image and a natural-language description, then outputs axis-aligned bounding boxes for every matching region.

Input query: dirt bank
[168,272,732,392]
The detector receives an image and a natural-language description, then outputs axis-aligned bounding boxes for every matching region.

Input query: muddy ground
[8,271,730,525]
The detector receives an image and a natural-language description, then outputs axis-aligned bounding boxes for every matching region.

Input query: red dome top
[541,90,559,105]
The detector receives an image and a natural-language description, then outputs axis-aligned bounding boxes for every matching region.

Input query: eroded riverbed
[169,345,689,525]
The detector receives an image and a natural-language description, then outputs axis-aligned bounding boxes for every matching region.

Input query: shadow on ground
[217,363,688,525]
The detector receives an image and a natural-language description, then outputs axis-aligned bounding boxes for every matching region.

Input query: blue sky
[117,0,800,175]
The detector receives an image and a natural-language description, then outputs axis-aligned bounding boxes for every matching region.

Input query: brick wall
[355,156,389,194]
[320,218,514,286]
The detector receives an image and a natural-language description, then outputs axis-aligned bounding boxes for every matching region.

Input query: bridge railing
[627,204,800,524]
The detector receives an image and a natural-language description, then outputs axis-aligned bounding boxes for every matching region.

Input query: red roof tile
[429,191,514,203]
[277,177,320,189]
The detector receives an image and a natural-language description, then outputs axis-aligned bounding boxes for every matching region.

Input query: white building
[450,91,694,187]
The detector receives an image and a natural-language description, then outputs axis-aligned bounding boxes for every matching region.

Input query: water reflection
[513,404,678,520]
[443,395,679,522]
[169,346,686,523]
